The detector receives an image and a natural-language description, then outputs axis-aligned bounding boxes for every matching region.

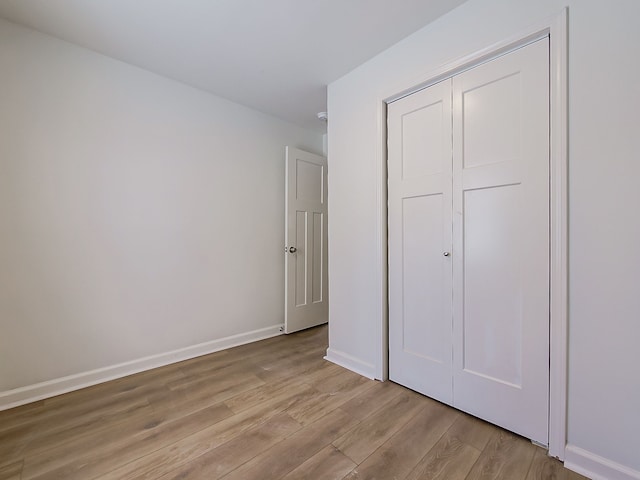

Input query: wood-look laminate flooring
[0,325,588,480]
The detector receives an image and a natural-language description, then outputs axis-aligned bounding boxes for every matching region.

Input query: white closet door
[452,38,550,444]
[388,79,453,404]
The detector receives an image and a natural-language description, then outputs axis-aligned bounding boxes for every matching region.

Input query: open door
[284,146,328,333]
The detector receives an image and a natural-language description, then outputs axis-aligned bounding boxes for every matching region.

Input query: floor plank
[282,445,357,480]
[338,379,405,421]
[0,461,23,480]
[97,383,312,480]
[0,401,44,434]
[405,431,481,480]
[446,412,500,452]
[465,430,536,480]
[221,408,360,480]
[155,412,302,480]
[0,423,34,469]
[332,390,426,464]
[284,373,375,426]
[23,402,234,480]
[223,375,314,414]
[344,399,459,480]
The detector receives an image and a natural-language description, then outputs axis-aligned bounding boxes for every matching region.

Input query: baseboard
[565,444,640,480]
[0,324,284,412]
[324,347,376,380]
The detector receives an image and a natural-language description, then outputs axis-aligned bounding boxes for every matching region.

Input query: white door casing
[284,147,328,334]
[387,38,550,444]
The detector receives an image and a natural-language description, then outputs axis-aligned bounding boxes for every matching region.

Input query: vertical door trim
[374,7,568,460]
[548,7,569,461]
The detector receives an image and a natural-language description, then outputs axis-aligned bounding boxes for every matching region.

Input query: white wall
[0,19,322,402]
[327,0,640,478]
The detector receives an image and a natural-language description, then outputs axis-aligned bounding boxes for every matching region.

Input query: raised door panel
[401,194,447,363]
[462,184,523,387]
[462,72,521,169]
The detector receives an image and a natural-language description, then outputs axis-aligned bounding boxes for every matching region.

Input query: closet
[387,38,550,444]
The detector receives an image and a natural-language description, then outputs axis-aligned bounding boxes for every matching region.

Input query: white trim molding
[325,348,376,380]
[547,6,569,461]
[0,324,284,412]
[375,7,569,460]
[375,99,389,382]
[565,445,640,480]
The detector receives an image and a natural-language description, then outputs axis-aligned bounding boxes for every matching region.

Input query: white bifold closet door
[388,79,454,405]
[388,38,549,444]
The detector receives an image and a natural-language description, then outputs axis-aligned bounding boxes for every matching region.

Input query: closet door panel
[452,38,550,444]
[388,79,453,404]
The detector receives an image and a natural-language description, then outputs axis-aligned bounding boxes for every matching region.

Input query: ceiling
[0,0,467,132]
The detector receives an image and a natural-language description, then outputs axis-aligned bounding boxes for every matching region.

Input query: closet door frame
[375,9,568,459]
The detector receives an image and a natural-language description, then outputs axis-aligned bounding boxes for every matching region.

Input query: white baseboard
[0,324,284,412]
[565,444,640,480]
[324,347,376,380]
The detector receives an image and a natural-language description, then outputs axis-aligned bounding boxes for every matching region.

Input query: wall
[327,0,640,479]
[0,19,322,405]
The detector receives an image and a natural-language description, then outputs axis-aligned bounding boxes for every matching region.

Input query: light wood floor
[1,325,588,480]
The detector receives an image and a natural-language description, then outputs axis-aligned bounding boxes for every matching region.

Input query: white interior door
[387,38,550,444]
[388,80,454,405]
[284,146,328,334]
[452,39,550,444]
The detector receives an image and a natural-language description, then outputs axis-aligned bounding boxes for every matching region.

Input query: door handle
[288,247,297,253]
[443,252,450,257]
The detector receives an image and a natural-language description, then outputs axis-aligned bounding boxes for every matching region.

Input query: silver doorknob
[289,247,297,253]
[443,252,450,257]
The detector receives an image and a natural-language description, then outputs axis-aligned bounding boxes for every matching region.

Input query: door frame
[373,8,568,459]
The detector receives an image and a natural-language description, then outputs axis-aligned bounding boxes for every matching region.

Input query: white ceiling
[0,0,467,132]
